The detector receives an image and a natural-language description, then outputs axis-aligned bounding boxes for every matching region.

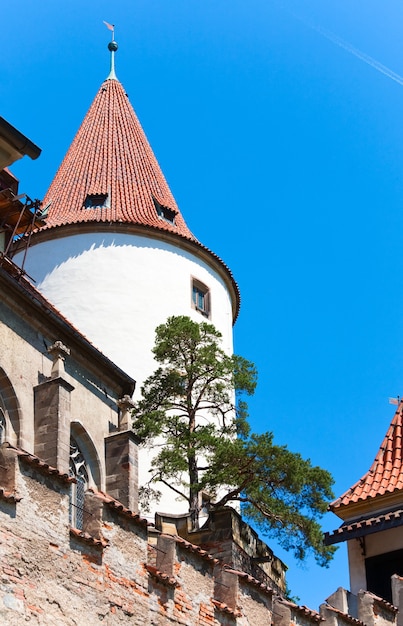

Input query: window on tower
[153,197,176,224]
[192,278,211,318]
[84,193,110,209]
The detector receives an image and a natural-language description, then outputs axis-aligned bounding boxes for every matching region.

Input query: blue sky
[4,0,403,609]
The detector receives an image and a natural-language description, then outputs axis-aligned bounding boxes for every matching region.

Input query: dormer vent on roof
[84,193,110,210]
[153,196,177,225]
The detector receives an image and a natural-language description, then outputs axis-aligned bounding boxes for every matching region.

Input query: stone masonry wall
[0,449,280,625]
[0,448,399,626]
[0,444,395,626]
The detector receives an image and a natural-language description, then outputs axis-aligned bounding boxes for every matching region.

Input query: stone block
[0,443,18,492]
[105,430,139,512]
[83,491,104,539]
[213,565,238,611]
[156,534,176,577]
[34,376,74,473]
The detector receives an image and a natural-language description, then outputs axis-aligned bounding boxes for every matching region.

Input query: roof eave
[0,116,41,169]
[330,489,403,521]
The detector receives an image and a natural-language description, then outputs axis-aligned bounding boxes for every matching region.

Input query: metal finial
[104,21,118,80]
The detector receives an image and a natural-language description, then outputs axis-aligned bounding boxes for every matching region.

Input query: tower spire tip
[104,21,118,80]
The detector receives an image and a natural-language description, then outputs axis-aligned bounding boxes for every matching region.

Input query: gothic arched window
[0,407,6,445]
[0,368,21,447]
[69,437,89,530]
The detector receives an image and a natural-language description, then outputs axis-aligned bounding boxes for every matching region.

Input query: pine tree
[132,315,336,565]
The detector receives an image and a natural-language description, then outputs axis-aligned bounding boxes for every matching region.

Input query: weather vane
[103,20,115,41]
[103,21,118,81]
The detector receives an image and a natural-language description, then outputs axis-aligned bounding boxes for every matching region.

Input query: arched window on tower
[69,437,89,530]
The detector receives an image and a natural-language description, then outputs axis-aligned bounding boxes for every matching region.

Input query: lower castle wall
[0,447,398,626]
[0,453,278,625]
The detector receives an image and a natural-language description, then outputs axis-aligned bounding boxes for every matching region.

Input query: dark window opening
[0,408,5,444]
[153,197,176,224]
[365,548,403,603]
[84,193,109,209]
[192,278,211,318]
[69,438,89,530]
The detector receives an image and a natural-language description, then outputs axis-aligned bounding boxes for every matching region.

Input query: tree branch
[157,476,190,504]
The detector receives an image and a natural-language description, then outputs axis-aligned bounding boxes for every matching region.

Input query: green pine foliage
[132,315,336,566]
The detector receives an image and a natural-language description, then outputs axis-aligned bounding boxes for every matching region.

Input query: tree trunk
[188,408,199,530]
[189,456,199,530]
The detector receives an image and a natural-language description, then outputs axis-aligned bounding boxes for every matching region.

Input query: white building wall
[348,526,403,595]
[19,232,235,515]
[347,539,367,595]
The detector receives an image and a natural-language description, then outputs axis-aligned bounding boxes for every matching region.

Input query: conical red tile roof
[331,403,403,511]
[31,54,241,322]
[40,76,195,239]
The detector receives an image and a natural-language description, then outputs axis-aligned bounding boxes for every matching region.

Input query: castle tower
[17,39,239,515]
[325,401,403,605]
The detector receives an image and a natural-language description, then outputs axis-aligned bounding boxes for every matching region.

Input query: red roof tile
[331,404,403,510]
[276,598,323,622]
[321,604,365,626]
[223,567,275,595]
[211,599,242,617]
[145,564,178,587]
[16,447,75,483]
[69,527,109,548]
[40,77,195,239]
[88,488,149,527]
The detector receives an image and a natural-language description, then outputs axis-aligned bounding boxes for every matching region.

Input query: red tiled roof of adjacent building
[331,403,403,510]
[40,76,195,239]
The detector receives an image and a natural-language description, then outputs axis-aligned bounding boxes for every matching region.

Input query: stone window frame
[69,422,102,530]
[0,368,22,447]
[191,277,211,319]
[69,437,89,530]
[0,408,6,445]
